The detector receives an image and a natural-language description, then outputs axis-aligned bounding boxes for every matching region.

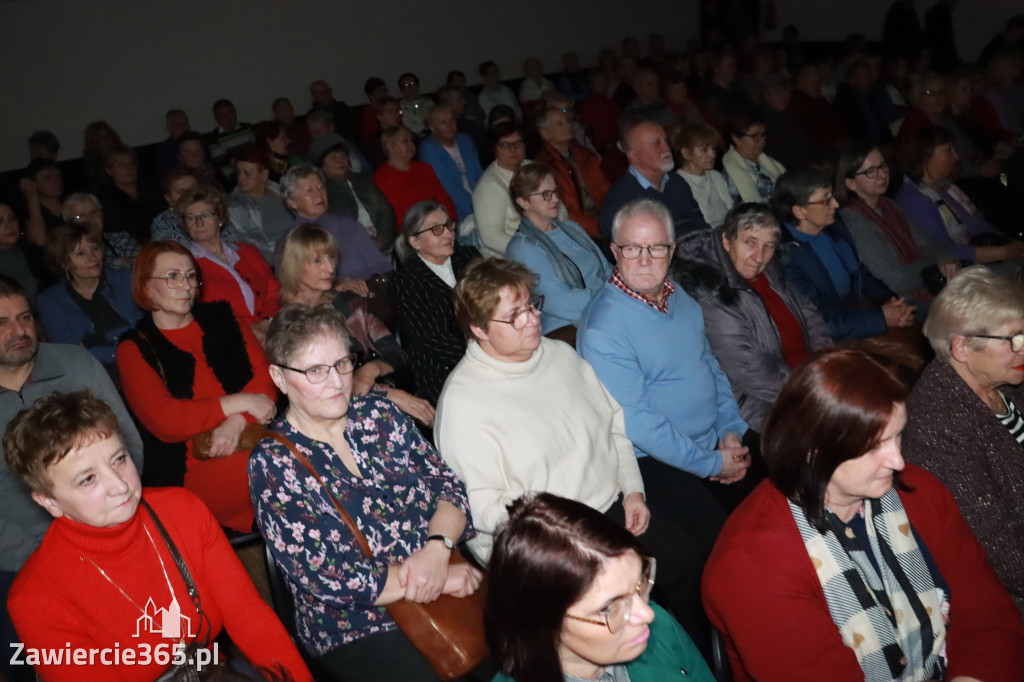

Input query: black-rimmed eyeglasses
[412,220,456,237]
[278,355,356,384]
[965,333,1024,353]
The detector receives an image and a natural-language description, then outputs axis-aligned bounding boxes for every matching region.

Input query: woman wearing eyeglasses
[471,122,531,257]
[175,184,280,344]
[903,266,1024,615]
[276,223,434,426]
[486,493,714,682]
[703,348,1024,681]
[505,163,611,341]
[836,144,960,299]
[392,201,480,405]
[117,240,277,532]
[721,109,786,204]
[250,304,481,681]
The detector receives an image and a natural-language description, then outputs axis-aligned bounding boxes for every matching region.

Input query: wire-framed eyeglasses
[489,295,544,330]
[615,243,673,259]
[565,558,657,634]
[150,272,201,289]
[278,355,356,383]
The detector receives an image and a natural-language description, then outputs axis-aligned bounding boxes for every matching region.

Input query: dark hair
[447,70,466,83]
[486,493,648,682]
[176,131,207,153]
[234,144,272,171]
[45,222,103,277]
[363,76,385,97]
[28,130,60,156]
[771,167,833,223]
[903,125,956,178]
[160,167,200,195]
[315,142,349,168]
[255,120,286,151]
[397,72,419,88]
[487,105,516,128]
[103,144,136,167]
[489,121,523,150]
[25,157,59,180]
[165,108,186,121]
[479,60,498,77]
[212,98,234,112]
[833,143,879,205]
[728,109,766,142]
[762,349,908,533]
[271,97,291,111]
[0,274,28,302]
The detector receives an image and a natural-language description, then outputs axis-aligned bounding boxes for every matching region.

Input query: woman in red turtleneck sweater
[4,391,310,681]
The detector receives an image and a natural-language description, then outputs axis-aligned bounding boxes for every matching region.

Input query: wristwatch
[426,534,454,550]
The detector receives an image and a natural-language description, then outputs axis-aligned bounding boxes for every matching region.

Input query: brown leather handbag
[264,432,488,680]
[191,424,269,461]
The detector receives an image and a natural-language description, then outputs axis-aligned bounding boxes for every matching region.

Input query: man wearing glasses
[578,198,759,655]
[0,275,143,678]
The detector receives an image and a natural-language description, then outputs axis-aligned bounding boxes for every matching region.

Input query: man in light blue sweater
[578,197,759,657]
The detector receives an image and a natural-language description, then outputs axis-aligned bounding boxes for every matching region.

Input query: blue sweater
[36,268,142,367]
[577,282,747,478]
[504,220,612,333]
[598,171,709,249]
[418,133,484,221]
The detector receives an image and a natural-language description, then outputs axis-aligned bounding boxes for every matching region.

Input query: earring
[65,268,71,281]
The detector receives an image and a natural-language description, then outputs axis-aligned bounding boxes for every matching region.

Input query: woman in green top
[486,493,714,682]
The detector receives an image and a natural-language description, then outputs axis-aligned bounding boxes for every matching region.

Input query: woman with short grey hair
[674,203,831,428]
[904,265,1024,614]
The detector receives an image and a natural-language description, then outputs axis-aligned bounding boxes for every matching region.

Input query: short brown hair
[3,390,119,495]
[508,163,554,215]
[174,185,228,224]
[668,122,723,165]
[264,303,350,368]
[453,258,536,340]
[44,223,103,277]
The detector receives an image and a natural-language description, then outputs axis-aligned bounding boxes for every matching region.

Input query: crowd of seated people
[2,13,1024,680]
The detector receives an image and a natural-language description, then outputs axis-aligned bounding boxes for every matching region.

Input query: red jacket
[195,242,279,328]
[534,141,610,238]
[703,464,1024,682]
[373,161,456,229]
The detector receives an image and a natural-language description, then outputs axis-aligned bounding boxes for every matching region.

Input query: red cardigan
[373,160,456,229]
[702,464,1024,682]
[8,488,310,682]
[194,242,279,328]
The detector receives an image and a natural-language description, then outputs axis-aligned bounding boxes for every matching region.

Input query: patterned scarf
[847,197,921,265]
[788,488,948,681]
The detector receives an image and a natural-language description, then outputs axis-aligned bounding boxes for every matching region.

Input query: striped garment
[997,393,1024,445]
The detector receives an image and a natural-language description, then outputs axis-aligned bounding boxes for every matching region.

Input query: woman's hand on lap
[207,414,248,457]
[442,562,483,598]
[386,389,436,426]
[398,542,450,603]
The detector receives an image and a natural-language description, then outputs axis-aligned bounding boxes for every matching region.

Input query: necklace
[81,523,179,618]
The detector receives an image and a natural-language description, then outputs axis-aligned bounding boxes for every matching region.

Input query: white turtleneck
[435,338,644,563]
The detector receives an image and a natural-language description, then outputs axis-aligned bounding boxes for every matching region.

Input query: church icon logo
[134,596,195,639]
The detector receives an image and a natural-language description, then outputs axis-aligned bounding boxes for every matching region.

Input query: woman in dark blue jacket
[772,168,914,342]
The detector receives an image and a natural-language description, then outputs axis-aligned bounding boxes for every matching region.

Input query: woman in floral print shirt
[249,304,481,681]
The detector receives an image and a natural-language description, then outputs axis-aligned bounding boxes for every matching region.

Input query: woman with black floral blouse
[249,304,481,681]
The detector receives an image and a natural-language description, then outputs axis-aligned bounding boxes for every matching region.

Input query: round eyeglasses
[412,220,457,237]
[565,558,657,634]
[278,355,356,384]
[150,272,201,289]
[489,295,544,330]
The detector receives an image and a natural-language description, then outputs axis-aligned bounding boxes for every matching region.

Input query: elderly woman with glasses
[117,241,277,532]
[280,166,393,299]
[471,122,531,257]
[505,162,611,339]
[903,266,1024,615]
[703,348,1024,681]
[176,185,280,343]
[486,493,714,682]
[250,304,480,681]
[721,109,786,204]
[674,203,832,429]
[392,201,480,405]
